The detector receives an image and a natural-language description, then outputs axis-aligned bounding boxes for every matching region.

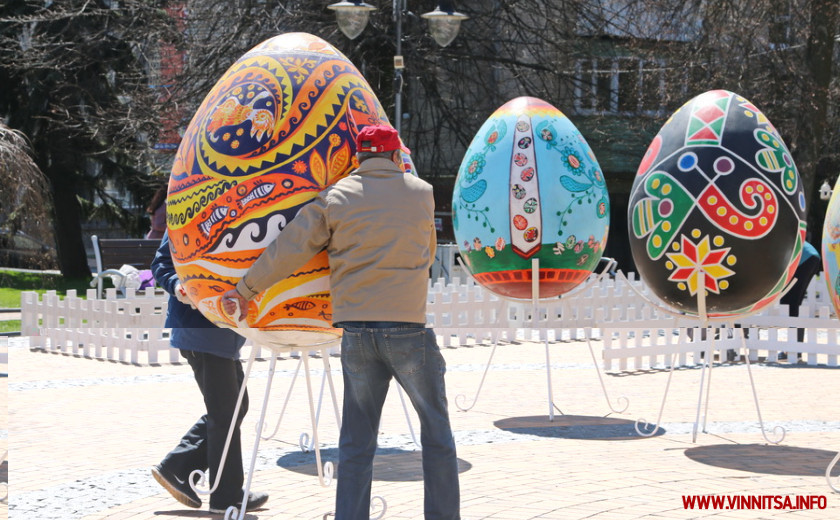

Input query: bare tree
[0,122,56,269]
[384,0,838,263]
[2,0,836,275]
[1,0,181,275]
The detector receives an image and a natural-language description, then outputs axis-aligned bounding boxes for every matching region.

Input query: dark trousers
[159,349,249,508]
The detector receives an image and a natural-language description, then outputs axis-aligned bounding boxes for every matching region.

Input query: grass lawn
[0,320,20,334]
[0,269,100,308]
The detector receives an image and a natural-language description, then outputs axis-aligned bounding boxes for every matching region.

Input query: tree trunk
[800,0,839,238]
[46,164,91,278]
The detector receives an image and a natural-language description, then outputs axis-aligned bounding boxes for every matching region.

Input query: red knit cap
[355,125,410,154]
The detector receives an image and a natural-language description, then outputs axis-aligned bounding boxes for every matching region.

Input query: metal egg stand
[622,270,790,444]
[827,452,840,493]
[454,257,630,421]
[621,269,840,493]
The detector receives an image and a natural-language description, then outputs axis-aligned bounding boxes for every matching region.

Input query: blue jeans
[335,322,460,520]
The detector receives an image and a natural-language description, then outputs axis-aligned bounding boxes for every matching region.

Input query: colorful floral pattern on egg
[452,96,609,298]
[822,177,840,317]
[167,33,390,329]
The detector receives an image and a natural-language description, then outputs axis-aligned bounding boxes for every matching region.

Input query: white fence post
[19,272,838,368]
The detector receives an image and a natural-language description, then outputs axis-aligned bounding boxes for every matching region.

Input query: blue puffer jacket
[151,231,245,359]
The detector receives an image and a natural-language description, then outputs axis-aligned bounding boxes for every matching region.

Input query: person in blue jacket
[150,231,268,514]
[779,239,821,345]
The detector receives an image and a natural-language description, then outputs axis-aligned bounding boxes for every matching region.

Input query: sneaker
[151,464,201,509]
[209,490,269,514]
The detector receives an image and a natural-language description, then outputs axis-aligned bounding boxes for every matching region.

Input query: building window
[574,57,666,116]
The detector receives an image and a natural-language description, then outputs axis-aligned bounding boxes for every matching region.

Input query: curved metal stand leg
[233,352,279,520]
[301,366,330,452]
[692,333,715,443]
[585,338,629,414]
[635,350,678,437]
[396,383,421,447]
[323,495,388,520]
[543,335,574,420]
[826,452,840,493]
[261,358,303,441]
[454,342,498,412]
[544,338,561,421]
[322,352,342,431]
[699,331,719,436]
[190,347,259,498]
[370,495,388,519]
[740,329,785,444]
[298,350,343,452]
[302,350,342,451]
[302,354,335,487]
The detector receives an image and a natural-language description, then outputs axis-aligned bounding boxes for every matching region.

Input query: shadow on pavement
[685,444,840,476]
[493,414,665,440]
[277,447,472,481]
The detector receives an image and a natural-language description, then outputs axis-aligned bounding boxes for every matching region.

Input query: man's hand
[222,289,248,322]
[174,283,195,308]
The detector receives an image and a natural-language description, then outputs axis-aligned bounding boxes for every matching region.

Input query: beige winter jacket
[236,157,436,325]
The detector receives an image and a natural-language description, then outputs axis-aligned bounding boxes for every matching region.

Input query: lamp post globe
[328,1,468,47]
[328,1,468,134]
[327,0,376,40]
[421,3,468,47]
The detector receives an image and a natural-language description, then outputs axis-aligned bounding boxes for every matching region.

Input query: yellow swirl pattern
[167,33,390,337]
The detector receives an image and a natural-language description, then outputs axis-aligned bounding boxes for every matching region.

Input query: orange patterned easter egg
[166,33,392,342]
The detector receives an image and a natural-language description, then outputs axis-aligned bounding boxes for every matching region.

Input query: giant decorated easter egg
[452,96,609,299]
[166,33,396,342]
[628,90,806,317]
[822,176,840,318]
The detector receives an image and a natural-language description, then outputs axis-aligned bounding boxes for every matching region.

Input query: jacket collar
[354,157,403,177]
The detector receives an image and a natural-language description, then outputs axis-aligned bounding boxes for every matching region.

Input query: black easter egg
[628,90,806,317]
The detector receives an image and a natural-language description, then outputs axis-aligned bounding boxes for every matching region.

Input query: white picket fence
[598,274,839,370]
[20,273,839,367]
[20,288,336,365]
[22,287,176,364]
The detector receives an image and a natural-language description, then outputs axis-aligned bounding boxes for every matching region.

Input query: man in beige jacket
[222,124,460,520]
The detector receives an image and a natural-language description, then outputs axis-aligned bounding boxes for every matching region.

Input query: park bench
[89,235,160,298]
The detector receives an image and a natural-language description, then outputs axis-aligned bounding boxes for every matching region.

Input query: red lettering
[683,494,829,511]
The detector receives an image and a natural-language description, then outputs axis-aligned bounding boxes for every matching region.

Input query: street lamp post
[328,0,468,134]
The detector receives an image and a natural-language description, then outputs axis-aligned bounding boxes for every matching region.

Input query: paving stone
[3,336,840,519]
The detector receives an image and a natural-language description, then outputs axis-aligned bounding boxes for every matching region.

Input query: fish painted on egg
[822,176,840,318]
[166,33,398,338]
[628,89,806,317]
[452,96,610,299]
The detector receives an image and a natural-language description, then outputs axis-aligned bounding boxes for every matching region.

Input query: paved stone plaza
[3,334,840,519]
